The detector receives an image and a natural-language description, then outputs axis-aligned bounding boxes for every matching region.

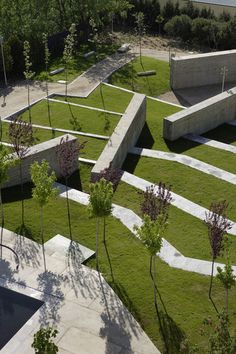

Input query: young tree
[0,145,15,257]
[63,23,77,101]
[42,33,52,130]
[32,327,58,354]
[156,14,164,35]
[9,117,34,228]
[204,201,232,313]
[31,160,58,272]
[134,11,146,63]
[88,178,113,269]
[57,135,85,241]
[23,40,35,123]
[216,261,236,314]
[92,164,123,192]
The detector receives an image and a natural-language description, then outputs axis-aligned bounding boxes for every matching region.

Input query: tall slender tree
[57,135,85,241]
[204,201,232,313]
[134,11,145,64]
[88,178,113,269]
[23,40,35,123]
[31,160,58,272]
[63,23,77,101]
[9,117,34,228]
[42,33,52,130]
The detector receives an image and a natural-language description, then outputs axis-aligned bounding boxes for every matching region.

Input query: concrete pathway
[56,183,236,277]
[121,171,236,236]
[0,228,160,354]
[130,147,236,186]
[0,52,134,120]
[184,133,236,154]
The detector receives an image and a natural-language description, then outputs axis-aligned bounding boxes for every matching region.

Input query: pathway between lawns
[121,172,236,236]
[130,147,236,186]
[56,182,236,277]
[185,133,236,154]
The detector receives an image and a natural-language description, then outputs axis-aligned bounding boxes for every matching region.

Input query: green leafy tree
[88,178,113,269]
[32,327,58,354]
[164,15,192,42]
[0,145,15,257]
[216,260,236,313]
[156,14,164,35]
[42,33,52,130]
[23,40,35,123]
[31,160,58,271]
[63,23,77,100]
[134,11,145,62]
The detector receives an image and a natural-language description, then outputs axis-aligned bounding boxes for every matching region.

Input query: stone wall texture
[171,50,236,90]
[163,87,236,141]
[91,93,146,177]
[4,134,78,188]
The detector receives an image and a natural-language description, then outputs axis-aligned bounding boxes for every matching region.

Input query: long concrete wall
[171,50,236,90]
[91,93,146,177]
[4,134,78,188]
[163,87,236,141]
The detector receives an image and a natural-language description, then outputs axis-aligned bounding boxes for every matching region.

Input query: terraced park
[1,54,236,353]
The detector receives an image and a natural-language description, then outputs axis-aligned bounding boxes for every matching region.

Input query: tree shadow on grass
[159,311,187,354]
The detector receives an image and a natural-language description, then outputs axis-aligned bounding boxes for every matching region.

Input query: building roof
[192,0,236,8]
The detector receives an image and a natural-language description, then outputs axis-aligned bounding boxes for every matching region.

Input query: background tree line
[0,0,236,80]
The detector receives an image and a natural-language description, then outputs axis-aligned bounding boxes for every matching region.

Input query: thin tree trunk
[40,206,46,272]
[0,188,4,259]
[27,80,32,123]
[19,162,24,227]
[226,288,228,314]
[103,216,106,243]
[209,258,218,313]
[65,64,68,101]
[65,177,72,241]
[96,218,99,270]
[46,78,52,129]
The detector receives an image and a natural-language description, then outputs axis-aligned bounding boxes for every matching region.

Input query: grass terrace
[2,178,236,353]
[109,56,170,96]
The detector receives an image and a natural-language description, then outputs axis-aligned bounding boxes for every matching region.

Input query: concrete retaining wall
[163,87,236,141]
[91,93,146,177]
[171,50,236,90]
[4,134,78,188]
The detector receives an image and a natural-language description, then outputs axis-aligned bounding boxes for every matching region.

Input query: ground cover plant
[2,181,236,353]
[109,56,170,96]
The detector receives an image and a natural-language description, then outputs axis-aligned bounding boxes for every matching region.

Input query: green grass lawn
[54,83,133,113]
[34,43,118,83]
[138,99,236,174]
[20,100,121,136]
[2,181,236,353]
[123,154,236,222]
[109,56,170,96]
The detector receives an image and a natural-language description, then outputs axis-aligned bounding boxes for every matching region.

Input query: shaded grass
[109,56,170,96]
[202,123,236,146]
[138,99,236,174]
[35,43,119,83]
[54,83,133,113]
[20,100,120,136]
[2,182,236,353]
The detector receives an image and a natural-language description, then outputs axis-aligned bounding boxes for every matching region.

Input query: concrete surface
[171,49,236,90]
[91,93,146,178]
[185,133,236,154]
[163,87,236,141]
[0,228,160,354]
[4,134,78,188]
